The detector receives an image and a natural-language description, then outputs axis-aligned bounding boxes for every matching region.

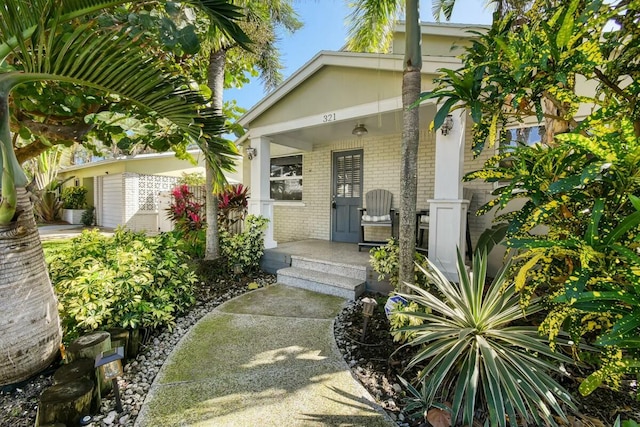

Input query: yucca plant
[395,249,577,426]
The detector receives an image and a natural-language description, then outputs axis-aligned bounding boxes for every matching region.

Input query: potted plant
[61,186,88,225]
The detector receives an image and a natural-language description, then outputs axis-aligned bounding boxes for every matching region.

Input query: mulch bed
[335,293,640,427]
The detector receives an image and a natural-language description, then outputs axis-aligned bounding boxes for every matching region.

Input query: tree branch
[14,139,64,164]
[593,68,634,102]
[11,119,95,163]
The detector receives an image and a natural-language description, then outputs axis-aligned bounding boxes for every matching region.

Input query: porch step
[260,250,291,274]
[291,256,367,281]
[277,266,366,300]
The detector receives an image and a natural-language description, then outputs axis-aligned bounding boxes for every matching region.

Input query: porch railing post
[247,136,277,249]
[428,110,468,281]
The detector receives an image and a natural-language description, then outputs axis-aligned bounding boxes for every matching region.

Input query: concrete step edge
[277,267,365,290]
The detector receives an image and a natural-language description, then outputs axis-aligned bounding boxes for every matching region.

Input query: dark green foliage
[47,228,197,342]
[80,206,95,226]
[60,186,87,209]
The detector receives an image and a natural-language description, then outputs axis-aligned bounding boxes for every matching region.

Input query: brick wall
[274,130,434,243]
[272,123,496,246]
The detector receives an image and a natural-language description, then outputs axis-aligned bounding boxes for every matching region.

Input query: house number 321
[322,113,336,122]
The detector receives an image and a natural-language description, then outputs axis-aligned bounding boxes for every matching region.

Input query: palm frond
[345,0,403,53]
[431,0,457,21]
[0,0,250,60]
[2,19,237,177]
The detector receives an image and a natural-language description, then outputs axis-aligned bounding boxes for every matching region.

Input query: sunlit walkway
[135,285,394,427]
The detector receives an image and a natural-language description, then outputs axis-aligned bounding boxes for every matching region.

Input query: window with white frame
[270,155,303,201]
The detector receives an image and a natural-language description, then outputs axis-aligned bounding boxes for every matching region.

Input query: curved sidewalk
[135,285,395,427]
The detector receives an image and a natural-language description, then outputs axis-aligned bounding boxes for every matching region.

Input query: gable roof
[238,22,488,130]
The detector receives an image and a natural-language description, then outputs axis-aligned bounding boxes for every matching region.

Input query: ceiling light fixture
[352,123,368,137]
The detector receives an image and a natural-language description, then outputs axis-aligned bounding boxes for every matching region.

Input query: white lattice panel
[137,174,179,211]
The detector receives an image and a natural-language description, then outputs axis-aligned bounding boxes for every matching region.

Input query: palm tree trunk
[398,0,421,290]
[0,188,61,385]
[399,69,420,291]
[204,49,227,260]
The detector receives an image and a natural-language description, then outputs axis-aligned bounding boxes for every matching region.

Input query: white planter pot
[62,209,87,225]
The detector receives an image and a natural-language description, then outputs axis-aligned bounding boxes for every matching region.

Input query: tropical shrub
[60,186,88,209]
[80,206,95,226]
[369,238,431,291]
[48,228,197,342]
[219,215,269,273]
[27,148,69,222]
[178,172,205,186]
[468,121,640,395]
[388,300,427,343]
[166,183,266,271]
[218,183,249,233]
[34,188,63,222]
[167,184,206,257]
[167,184,205,230]
[395,249,576,426]
[421,0,640,395]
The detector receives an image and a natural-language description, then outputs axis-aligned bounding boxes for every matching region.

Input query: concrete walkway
[38,224,114,240]
[135,285,395,427]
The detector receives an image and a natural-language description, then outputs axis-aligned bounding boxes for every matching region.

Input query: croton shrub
[467,117,640,394]
[424,0,640,395]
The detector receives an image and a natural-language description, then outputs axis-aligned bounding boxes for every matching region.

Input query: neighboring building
[58,149,242,232]
[236,22,595,278]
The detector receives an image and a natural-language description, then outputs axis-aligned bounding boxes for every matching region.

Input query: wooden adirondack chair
[358,189,395,251]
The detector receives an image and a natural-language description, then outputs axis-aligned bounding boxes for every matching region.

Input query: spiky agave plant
[395,249,577,426]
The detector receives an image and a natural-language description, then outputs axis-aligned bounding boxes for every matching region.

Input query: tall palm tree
[0,0,248,386]
[347,0,521,288]
[346,0,422,290]
[202,0,301,261]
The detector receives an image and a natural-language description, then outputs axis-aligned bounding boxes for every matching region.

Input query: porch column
[428,110,469,281]
[248,136,277,248]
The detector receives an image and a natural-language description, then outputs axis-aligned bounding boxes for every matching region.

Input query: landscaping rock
[0,274,275,427]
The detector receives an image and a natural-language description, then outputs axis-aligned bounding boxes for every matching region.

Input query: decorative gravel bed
[0,273,276,427]
[5,282,640,427]
[333,294,417,427]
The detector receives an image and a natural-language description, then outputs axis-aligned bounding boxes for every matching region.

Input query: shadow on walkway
[135,285,395,427]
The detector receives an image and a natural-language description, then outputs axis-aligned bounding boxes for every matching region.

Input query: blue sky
[224,0,494,112]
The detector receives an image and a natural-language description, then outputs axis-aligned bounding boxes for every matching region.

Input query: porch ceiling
[267,103,437,150]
